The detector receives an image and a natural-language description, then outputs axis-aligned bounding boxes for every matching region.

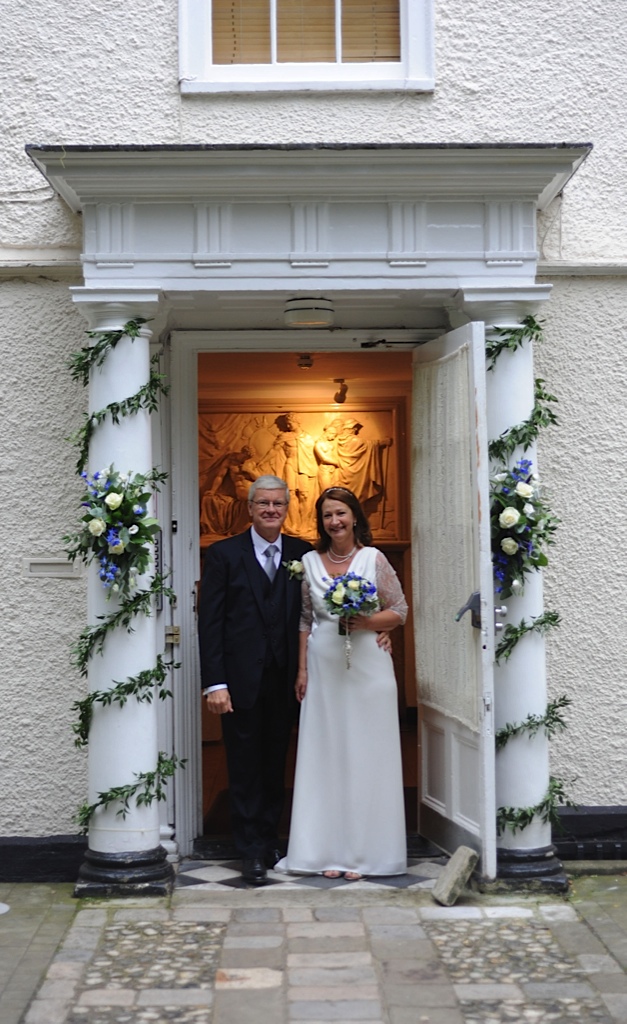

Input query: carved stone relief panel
[198,404,405,543]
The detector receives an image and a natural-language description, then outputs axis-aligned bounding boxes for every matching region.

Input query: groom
[198,474,311,885]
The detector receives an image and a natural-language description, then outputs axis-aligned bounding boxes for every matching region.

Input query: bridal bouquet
[322,572,378,667]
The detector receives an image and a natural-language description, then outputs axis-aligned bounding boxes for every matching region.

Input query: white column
[456,286,566,887]
[71,291,172,893]
[486,333,551,854]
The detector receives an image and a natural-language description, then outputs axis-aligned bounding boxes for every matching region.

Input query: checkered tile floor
[176,857,446,891]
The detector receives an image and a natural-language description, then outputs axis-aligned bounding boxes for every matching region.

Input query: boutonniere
[283,559,305,581]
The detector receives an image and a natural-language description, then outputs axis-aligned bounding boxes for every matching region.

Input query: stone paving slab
[3,874,627,1024]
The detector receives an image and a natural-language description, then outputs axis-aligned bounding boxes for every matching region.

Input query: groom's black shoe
[265,848,282,870]
[242,858,267,886]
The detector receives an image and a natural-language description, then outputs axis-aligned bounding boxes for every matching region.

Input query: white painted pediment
[27,144,590,329]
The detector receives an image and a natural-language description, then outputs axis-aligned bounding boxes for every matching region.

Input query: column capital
[448,285,552,331]
[69,287,162,332]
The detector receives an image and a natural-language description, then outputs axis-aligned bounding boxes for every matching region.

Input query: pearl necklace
[327,545,357,564]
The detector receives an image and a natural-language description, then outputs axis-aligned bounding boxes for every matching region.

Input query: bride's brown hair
[315,487,373,551]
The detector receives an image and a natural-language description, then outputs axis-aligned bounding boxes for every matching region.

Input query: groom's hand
[376,632,392,654]
[205,689,233,714]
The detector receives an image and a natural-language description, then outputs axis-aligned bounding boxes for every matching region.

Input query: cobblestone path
[20,895,626,1024]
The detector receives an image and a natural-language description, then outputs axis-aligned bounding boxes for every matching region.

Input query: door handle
[455,591,481,629]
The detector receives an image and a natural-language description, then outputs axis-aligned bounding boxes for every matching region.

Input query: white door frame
[168,325,494,861]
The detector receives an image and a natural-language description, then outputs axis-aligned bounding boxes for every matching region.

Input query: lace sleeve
[299,578,313,631]
[375,551,408,624]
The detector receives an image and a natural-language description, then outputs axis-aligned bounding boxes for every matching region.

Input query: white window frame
[179,0,434,93]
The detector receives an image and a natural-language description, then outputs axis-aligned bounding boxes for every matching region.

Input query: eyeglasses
[251,500,288,509]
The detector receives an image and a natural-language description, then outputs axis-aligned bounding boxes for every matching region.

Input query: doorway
[195,349,418,845]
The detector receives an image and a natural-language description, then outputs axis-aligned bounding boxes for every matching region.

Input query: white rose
[494,472,508,482]
[501,538,519,555]
[499,507,520,529]
[128,525,139,535]
[515,482,534,499]
[331,585,345,604]
[88,518,106,536]
[347,580,360,591]
[104,492,123,510]
[523,503,535,517]
[108,541,125,554]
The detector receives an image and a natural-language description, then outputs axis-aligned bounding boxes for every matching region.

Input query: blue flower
[133,505,145,516]
[106,528,119,545]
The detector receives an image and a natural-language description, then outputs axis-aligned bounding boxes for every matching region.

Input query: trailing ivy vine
[488,317,575,838]
[488,378,558,464]
[66,318,182,834]
[485,314,544,371]
[495,695,572,750]
[496,776,577,836]
[75,752,186,834]
[495,610,561,664]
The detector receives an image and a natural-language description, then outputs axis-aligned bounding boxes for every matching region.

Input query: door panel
[412,323,496,877]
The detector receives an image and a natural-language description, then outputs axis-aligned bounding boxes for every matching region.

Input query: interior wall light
[333,378,348,403]
[284,297,334,328]
[297,353,314,369]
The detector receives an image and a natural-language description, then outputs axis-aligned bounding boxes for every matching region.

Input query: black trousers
[221,663,294,859]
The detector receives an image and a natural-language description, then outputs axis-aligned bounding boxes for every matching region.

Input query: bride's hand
[349,614,376,632]
[295,670,308,702]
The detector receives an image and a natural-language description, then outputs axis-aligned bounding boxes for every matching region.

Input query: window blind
[212,0,400,65]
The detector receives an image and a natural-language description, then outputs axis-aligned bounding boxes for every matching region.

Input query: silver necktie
[263,544,278,582]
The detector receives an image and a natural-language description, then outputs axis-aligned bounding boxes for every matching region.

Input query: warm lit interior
[197,349,418,840]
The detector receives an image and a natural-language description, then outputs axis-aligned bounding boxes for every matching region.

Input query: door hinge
[165,625,181,645]
[482,693,492,713]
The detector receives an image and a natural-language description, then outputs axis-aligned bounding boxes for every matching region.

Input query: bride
[277,486,407,880]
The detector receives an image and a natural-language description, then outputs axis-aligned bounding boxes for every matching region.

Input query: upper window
[179,0,434,92]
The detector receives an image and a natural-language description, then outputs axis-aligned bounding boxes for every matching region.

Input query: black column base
[74,844,175,898]
[480,844,569,893]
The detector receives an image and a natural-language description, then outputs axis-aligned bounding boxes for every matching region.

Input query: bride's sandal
[344,871,362,881]
[323,870,342,878]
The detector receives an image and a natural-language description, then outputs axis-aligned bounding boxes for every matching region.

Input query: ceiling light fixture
[333,378,348,403]
[284,297,334,328]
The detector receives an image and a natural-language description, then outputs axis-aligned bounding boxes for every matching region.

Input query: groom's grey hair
[248,475,290,502]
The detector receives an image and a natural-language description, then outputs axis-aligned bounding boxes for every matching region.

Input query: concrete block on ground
[431,846,478,907]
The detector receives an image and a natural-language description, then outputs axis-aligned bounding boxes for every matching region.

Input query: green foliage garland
[71,575,176,676]
[69,359,169,474]
[488,378,558,463]
[75,753,186,834]
[66,318,182,830]
[68,317,148,386]
[71,653,178,749]
[496,776,577,836]
[495,610,561,664]
[495,695,572,751]
[485,315,544,372]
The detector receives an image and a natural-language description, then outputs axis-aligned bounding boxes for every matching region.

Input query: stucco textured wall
[1,0,625,258]
[1,0,626,834]
[0,281,88,833]
[536,278,627,806]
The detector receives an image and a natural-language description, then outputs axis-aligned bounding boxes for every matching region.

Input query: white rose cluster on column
[499,507,520,529]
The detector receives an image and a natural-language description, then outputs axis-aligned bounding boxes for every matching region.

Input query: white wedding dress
[277,547,408,877]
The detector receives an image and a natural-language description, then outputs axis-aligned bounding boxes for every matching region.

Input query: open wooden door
[412,323,496,879]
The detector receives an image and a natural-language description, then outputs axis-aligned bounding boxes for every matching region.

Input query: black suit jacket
[198,529,312,710]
